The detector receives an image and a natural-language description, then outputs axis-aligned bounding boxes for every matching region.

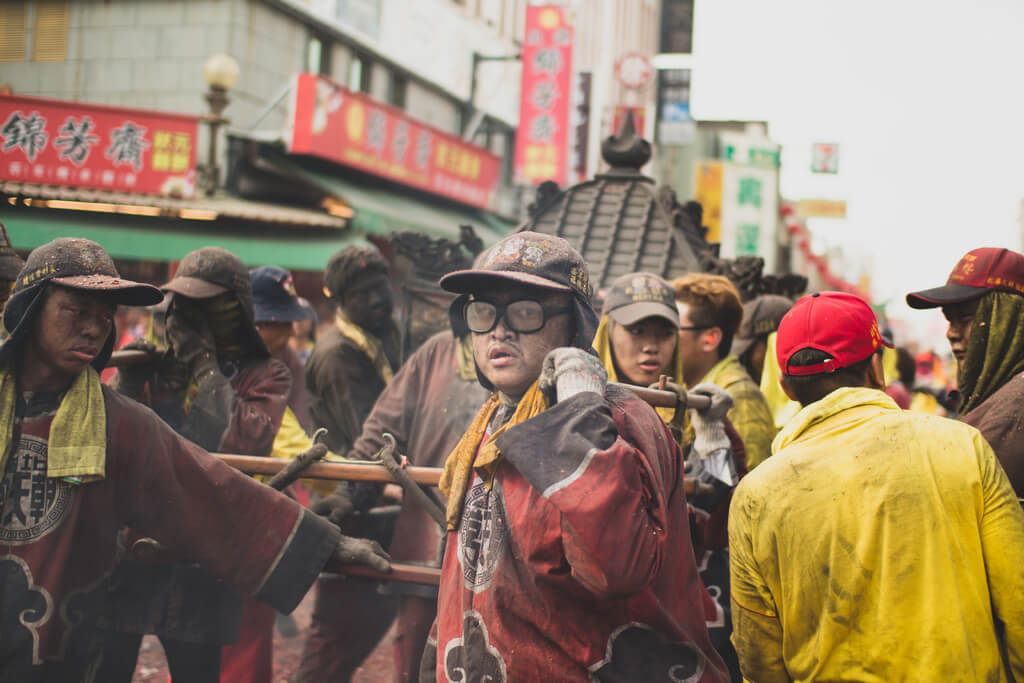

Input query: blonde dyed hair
[672,273,743,356]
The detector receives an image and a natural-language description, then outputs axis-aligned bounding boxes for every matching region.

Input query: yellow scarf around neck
[439,379,548,530]
[334,310,394,385]
[0,365,107,483]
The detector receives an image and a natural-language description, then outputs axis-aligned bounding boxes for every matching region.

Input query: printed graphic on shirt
[457,478,508,592]
[0,554,53,667]
[590,623,706,683]
[0,435,74,544]
[443,610,507,683]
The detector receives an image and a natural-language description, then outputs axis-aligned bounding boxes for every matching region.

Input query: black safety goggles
[465,299,570,334]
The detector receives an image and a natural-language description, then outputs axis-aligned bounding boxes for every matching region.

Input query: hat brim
[52,275,163,307]
[162,276,229,299]
[731,335,756,358]
[253,299,311,323]
[906,283,988,309]
[439,269,571,295]
[607,301,680,327]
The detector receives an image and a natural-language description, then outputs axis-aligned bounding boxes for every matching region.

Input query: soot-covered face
[470,284,571,398]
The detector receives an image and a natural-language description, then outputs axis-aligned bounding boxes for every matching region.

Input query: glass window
[349,53,371,92]
[389,72,407,108]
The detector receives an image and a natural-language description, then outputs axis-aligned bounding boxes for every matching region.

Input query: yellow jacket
[759,332,801,430]
[704,355,776,469]
[729,387,1024,682]
[266,406,340,497]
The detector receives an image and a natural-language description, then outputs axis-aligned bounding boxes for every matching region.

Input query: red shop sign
[0,94,200,197]
[289,73,502,211]
[514,5,573,187]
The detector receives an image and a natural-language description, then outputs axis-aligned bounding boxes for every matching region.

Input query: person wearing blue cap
[251,265,314,433]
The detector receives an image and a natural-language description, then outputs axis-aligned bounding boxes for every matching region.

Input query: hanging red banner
[514,6,573,187]
[0,94,199,197]
[289,73,501,210]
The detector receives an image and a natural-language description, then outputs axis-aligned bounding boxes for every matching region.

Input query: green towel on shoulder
[0,365,107,483]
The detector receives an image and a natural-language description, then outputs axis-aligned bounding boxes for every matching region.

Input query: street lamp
[200,54,240,196]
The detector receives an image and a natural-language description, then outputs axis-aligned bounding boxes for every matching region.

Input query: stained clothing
[297,315,402,682]
[305,322,399,454]
[296,332,488,683]
[0,383,338,682]
[962,371,1024,495]
[350,331,488,563]
[729,387,1024,683]
[703,355,775,469]
[101,355,291,644]
[434,386,728,682]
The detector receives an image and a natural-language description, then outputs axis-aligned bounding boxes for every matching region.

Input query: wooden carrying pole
[209,382,709,586]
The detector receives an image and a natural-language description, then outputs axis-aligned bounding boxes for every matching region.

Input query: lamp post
[200,54,239,196]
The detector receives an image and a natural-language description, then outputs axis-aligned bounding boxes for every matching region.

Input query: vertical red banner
[515,6,573,187]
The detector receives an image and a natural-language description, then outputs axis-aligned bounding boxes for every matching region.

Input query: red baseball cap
[776,291,892,377]
[906,247,1024,309]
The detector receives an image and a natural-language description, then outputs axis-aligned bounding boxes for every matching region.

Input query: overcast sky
[688,0,1024,351]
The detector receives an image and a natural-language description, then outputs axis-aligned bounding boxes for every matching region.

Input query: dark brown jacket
[305,325,398,454]
[962,371,1024,496]
[350,331,488,563]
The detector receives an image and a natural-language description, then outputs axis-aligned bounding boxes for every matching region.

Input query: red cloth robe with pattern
[0,385,339,683]
[434,386,729,682]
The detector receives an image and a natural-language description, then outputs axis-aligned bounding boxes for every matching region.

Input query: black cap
[440,231,595,301]
[162,246,250,300]
[2,238,163,370]
[250,266,309,323]
[601,272,679,327]
[10,238,162,307]
[732,294,794,358]
[161,246,268,358]
[440,231,598,353]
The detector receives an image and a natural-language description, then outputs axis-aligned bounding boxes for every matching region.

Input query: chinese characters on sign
[289,73,501,210]
[0,94,199,197]
[695,159,779,272]
[514,6,573,186]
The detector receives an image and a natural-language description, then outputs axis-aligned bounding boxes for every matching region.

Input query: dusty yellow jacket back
[729,387,1024,682]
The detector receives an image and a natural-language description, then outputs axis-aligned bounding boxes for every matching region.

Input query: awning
[5,209,372,271]
[2,181,349,229]
[273,158,517,245]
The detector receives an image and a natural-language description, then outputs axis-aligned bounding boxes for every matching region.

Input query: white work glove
[688,382,738,490]
[689,382,733,458]
[539,347,607,402]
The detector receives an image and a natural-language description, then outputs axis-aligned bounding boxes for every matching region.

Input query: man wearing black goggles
[464,298,571,334]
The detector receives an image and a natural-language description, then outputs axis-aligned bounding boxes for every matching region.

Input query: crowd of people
[0,219,1022,682]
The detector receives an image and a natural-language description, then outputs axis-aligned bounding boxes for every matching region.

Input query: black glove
[335,534,391,572]
[311,485,356,527]
[114,338,159,401]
